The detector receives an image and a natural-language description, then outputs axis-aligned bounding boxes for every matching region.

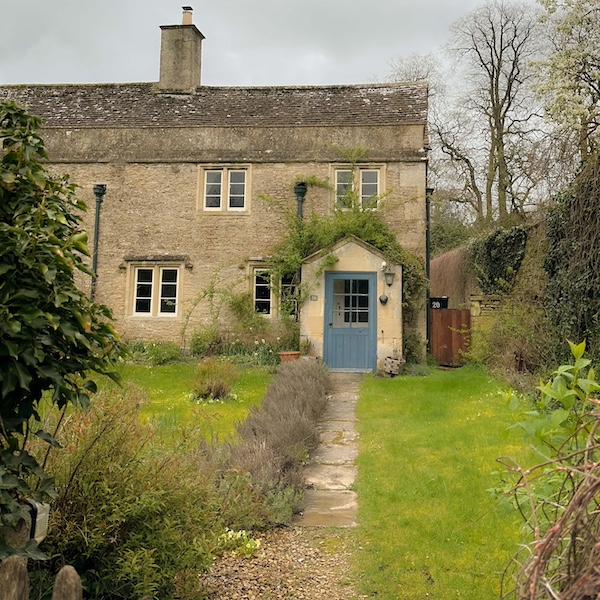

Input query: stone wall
[43,122,426,344]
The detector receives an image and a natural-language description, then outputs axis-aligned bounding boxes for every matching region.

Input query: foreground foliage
[0,101,120,557]
[497,341,600,599]
[30,359,328,599]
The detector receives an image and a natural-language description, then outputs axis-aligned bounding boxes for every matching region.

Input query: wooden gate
[430,309,471,367]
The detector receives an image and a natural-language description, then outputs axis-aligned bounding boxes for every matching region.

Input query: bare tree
[437,1,544,225]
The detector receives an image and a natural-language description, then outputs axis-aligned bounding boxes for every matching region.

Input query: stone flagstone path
[293,372,363,527]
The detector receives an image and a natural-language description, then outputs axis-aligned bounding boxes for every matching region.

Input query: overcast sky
[1,0,538,87]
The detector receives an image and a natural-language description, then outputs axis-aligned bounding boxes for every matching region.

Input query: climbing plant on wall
[469,225,529,295]
[264,174,426,323]
[544,153,600,360]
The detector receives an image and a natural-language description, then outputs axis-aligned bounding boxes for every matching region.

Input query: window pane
[361,170,379,207]
[136,283,152,298]
[162,269,177,283]
[136,298,151,313]
[230,171,245,184]
[161,299,176,313]
[356,279,369,294]
[137,269,153,284]
[255,286,270,300]
[336,170,353,206]
[362,171,378,184]
[228,171,246,210]
[161,284,177,298]
[159,269,178,314]
[135,270,153,313]
[255,301,271,314]
[254,271,271,314]
[205,171,222,208]
[229,195,245,208]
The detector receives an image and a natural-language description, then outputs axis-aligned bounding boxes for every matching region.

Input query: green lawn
[115,362,272,442]
[355,365,531,599]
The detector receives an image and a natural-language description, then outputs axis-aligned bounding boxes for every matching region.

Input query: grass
[114,362,272,442]
[354,364,532,599]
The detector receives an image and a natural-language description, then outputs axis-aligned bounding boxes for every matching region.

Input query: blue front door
[323,272,377,371]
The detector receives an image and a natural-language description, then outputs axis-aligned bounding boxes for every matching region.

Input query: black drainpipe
[426,187,434,354]
[91,184,106,301]
[294,182,307,220]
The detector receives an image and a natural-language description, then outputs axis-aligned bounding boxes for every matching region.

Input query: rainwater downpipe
[294,182,307,220]
[90,184,106,301]
[426,186,434,354]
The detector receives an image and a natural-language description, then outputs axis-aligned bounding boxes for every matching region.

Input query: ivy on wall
[544,154,600,359]
[264,178,426,323]
[469,226,529,295]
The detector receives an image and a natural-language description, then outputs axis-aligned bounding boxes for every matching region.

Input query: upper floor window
[203,167,248,212]
[335,167,381,209]
[133,266,180,317]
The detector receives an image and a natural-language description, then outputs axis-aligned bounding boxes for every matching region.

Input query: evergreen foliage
[469,225,528,294]
[0,101,121,557]
[544,153,600,360]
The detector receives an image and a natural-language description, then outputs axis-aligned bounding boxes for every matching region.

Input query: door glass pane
[331,278,369,327]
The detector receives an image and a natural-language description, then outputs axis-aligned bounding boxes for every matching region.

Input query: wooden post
[0,556,29,600]
[51,566,83,600]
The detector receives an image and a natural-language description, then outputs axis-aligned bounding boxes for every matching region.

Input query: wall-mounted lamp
[384,271,396,287]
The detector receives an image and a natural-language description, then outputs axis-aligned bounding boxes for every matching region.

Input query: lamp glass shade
[384,271,395,286]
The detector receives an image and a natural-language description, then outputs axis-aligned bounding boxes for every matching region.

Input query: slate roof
[0,82,428,128]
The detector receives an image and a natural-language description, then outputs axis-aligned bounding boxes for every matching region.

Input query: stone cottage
[0,7,429,372]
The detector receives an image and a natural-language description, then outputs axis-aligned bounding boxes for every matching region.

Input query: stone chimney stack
[158,6,204,93]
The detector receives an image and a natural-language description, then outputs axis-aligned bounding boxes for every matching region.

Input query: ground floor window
[253,270,272,315]
[133,266,180,317]
[252,270,298,318]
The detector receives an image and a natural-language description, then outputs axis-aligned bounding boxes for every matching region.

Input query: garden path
[293,372,363,527]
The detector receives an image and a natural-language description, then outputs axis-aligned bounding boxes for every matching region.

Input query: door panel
[324,273,376,371]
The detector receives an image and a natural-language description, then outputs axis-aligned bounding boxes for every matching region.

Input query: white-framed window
[202,167,248,211]
[253,269,272,315]
[252,269,298,318]
[335,167,382,209]
[133,266,180,317]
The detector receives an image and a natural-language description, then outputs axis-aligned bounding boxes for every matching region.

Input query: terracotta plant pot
[278,351,301,362]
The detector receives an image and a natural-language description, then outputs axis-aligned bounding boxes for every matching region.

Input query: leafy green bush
[189,324,223,356]
[465,299,558,382]
[0,101,121,557]
[496,341,600,599]
[191,358,238,402]
[125,341,182,365]
[143,341,181,365]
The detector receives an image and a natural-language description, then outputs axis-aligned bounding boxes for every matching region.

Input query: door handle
[329,323,333,327]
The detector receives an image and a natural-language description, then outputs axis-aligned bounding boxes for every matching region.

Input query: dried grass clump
[230,359,330,518]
